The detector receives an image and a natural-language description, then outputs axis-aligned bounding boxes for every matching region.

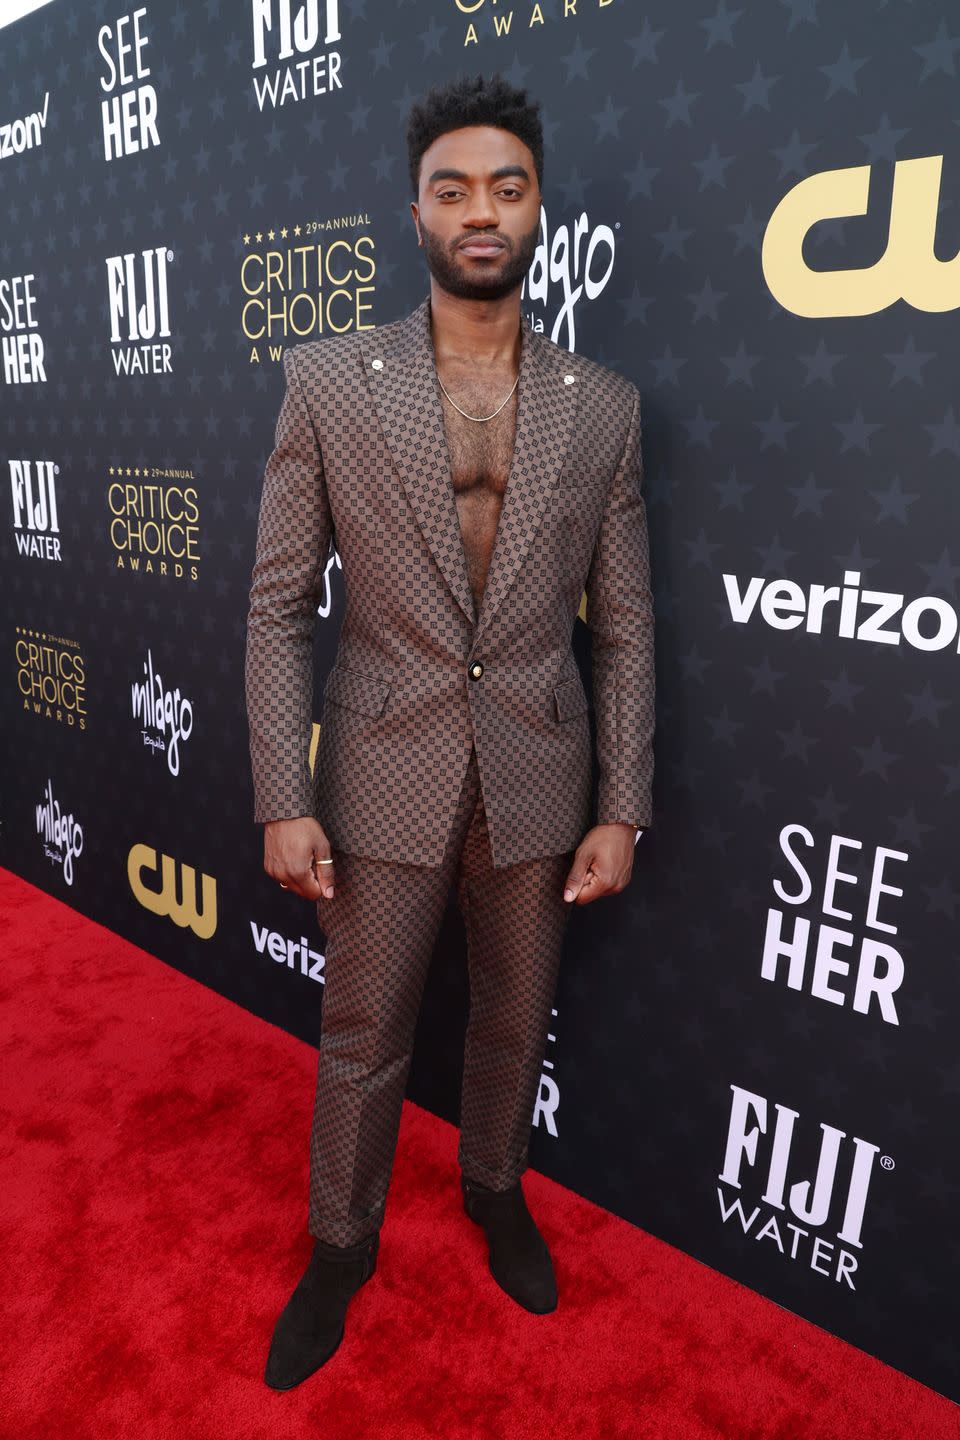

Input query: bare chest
[438,366,518,611]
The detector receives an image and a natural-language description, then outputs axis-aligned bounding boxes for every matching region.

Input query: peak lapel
[357,300,580,646]
[358,298,477,628]
[472,321,580,646]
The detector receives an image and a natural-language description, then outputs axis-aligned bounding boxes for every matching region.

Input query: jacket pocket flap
[324,666,391,718]
[553,675,589,723]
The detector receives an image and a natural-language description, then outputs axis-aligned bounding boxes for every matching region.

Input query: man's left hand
[563,824,637,905]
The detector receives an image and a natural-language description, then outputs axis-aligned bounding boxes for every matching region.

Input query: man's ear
[410,201,422,246]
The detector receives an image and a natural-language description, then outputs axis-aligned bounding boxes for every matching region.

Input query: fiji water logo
[106,244,174,375]
[717,1083,891,1290]
[250,0,343,109]
[10,459,61,561]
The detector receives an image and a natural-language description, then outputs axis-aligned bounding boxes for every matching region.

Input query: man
[244,73,654,1391]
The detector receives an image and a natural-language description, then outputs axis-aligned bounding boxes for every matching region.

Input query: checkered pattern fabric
[307,744,575,1247]
[244,294,655,866]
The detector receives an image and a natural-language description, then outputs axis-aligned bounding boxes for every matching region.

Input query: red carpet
[1,867,956,1440]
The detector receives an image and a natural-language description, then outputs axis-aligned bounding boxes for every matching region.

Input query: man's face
[411,124,541,302]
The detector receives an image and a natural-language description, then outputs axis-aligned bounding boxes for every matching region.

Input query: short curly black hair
[406,73,543,196]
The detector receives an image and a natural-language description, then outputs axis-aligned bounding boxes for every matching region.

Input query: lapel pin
[371,358,384,371]
[564,374,576,385]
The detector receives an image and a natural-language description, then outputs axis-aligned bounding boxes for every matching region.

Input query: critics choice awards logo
[107,466,201,584]
[241,214,376,358]
[15,628,87,730]
[452,0,619,47]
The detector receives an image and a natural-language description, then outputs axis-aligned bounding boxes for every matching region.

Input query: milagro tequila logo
[10,460,61,561]
[106,246,174,375]
[522,204,616,352]
[718,1084,890,1290]
[36,779,84,886]
[131,648,194,777]
[251,0,343,110]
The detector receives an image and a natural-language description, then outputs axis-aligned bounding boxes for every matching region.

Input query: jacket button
[469,662,484,679]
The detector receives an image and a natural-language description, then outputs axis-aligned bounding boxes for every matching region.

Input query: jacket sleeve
[585,387,655,830]
[244,345,334,823]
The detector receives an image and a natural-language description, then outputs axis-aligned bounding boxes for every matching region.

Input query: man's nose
[461,191,499,228]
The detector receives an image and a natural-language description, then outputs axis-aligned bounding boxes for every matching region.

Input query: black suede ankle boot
[461,1175,558,1314]
[263,1230,379,1390]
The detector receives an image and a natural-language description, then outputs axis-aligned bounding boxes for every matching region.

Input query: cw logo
[762,154,957,318]
[127,843,217,939]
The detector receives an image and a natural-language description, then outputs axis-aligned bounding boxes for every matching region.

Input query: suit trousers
[307,742,576,1247]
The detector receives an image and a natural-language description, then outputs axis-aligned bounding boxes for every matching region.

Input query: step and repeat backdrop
[2,0,957,1404]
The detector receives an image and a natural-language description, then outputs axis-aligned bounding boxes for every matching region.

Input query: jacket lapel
[357,296,580,644]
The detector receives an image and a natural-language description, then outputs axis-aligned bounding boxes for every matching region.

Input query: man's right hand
[263,816,335,901]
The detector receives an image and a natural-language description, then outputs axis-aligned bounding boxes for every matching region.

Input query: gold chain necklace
[435,368,519,423]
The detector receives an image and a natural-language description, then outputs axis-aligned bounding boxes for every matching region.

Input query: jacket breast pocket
[323,665,391,718]
[553,675,589,723]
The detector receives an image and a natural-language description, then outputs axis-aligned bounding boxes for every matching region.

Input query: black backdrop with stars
[2,0,958,1403]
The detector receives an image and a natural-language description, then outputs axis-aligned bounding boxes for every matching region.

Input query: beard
[418,214,541,302]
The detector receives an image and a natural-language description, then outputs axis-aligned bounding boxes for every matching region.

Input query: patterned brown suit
[245,296,655,1245]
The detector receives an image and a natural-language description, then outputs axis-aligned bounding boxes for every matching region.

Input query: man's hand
[264,816,335,900]
[563,824,637,905]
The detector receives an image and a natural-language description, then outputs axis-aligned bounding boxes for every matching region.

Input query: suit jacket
[244,295,654,868]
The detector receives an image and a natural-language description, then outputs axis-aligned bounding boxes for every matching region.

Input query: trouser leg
[308,748,481,1246]
[455,786,575,1192]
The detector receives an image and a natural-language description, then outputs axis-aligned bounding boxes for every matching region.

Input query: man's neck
[428,282,523,368]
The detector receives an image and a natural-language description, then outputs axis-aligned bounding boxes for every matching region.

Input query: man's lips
[458,237,507,257]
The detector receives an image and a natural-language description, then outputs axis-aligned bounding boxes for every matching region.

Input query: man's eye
[435,187,521,200]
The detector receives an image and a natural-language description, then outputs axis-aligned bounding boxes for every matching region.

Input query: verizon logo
[724,570,960,654]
